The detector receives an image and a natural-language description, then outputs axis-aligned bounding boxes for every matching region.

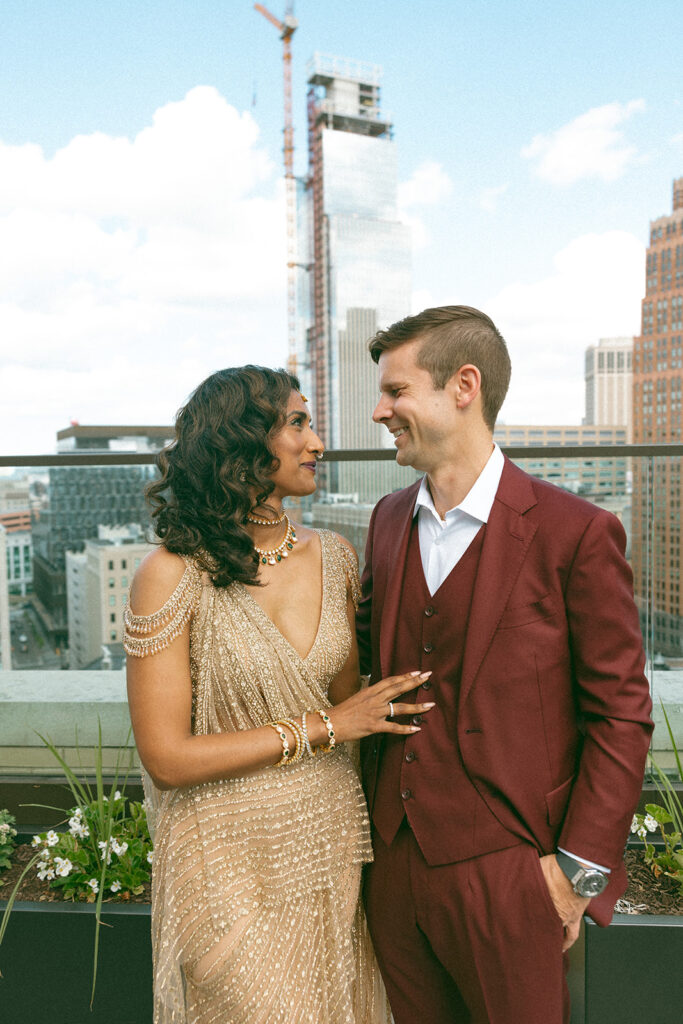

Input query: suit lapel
[460,461,538,706]
[378,483,420,678]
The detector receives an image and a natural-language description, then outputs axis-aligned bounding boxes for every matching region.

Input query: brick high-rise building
[632,177,683,654]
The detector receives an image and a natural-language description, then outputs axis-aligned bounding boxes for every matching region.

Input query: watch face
[577,870,608,898]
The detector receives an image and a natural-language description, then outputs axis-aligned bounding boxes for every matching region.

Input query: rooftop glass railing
[1,443,681,776]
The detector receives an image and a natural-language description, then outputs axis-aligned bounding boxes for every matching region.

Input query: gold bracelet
[315,709,336,753]
[267,722,291,767]
[279,718,305,765]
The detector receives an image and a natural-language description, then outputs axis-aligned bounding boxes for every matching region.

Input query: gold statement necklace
[253,512,297,565]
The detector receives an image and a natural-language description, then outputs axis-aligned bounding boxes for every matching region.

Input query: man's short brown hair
[369,305,511,430]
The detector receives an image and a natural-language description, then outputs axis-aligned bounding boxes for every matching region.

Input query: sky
[1,0,682,456]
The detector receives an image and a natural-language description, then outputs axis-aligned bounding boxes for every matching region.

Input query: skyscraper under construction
[301,54,414,503]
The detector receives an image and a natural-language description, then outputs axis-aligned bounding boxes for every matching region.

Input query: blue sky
[1,0,682,454]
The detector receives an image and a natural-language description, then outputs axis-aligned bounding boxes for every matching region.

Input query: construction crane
[254,3,299,376]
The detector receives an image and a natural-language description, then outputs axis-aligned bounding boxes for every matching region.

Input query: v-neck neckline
[238,531,326,664]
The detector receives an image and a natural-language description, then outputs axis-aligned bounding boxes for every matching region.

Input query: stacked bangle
[301,711,315,757]
[267,722,292,766]
[279,718,305,765]
[269,711,336,767]
[315,709,336,752]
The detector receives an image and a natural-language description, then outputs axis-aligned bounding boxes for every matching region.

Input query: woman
[125,366,434,1024]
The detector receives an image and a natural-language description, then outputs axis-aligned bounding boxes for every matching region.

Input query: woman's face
[266,391,324,500]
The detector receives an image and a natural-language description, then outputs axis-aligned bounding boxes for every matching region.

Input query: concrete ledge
[0,671,138,775]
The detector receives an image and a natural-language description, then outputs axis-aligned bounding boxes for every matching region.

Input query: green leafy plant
[631,702,683,895]
[0,722,152,1006]
[28,790,152,902]
[0,810,18,884]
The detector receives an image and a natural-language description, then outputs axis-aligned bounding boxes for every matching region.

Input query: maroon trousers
[364,823,571,1024]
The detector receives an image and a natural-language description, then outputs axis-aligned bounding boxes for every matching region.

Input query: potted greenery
[0,727,153,1023]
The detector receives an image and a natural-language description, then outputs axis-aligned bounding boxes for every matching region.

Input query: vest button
[401,789,412,800]
[412,714,423,725]
[424,606,435,617]
[423,642,434,654]
[421,679,432,690]
[405,751,416,763]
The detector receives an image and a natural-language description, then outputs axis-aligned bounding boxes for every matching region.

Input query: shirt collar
[413,444,505,524]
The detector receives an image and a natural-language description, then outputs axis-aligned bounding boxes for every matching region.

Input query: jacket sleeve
[558,509,653,868]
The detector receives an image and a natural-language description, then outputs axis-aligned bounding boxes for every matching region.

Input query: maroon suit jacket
[358,458,653,926]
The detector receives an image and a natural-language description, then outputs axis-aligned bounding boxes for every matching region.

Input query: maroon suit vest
[371,518,516,865]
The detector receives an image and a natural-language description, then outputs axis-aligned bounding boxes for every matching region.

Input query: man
[357,305,653,1024]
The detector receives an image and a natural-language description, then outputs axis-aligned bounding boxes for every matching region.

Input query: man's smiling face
[372,337,460,474]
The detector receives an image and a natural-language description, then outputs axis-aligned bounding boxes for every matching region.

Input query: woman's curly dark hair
[146,365,300,587]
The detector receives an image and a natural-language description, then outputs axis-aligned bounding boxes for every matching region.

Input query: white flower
[102,795,109,802]
[31,834,43,847]
[644,814,658,833]
[98,840,112,865]
[0,823,9,835]
[637,825,647,840]
[147,850,154,865]
[71,806,83,819]
[45,830,59,847]
[38,865,56,881]
[54,857,73,877]
[111,838,128,857]
[68,815,90,839]
[113,791,122,801]
[110,880,122,892]
[87,879,99,893]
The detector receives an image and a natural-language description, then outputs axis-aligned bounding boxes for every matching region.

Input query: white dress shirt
[413,443,608,876]
[414,443,504,596]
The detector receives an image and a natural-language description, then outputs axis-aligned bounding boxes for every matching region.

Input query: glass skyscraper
[301,54,415,503]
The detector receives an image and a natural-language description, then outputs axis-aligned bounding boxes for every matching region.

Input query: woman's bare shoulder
[129,547,189,616]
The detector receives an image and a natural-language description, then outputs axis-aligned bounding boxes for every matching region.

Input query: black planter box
[0,899,152,1024]
[569,913,683,1024]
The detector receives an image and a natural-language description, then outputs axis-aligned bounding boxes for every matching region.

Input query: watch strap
[555,851,582,885]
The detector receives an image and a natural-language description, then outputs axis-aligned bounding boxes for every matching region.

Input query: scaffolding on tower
[254,3,299,377]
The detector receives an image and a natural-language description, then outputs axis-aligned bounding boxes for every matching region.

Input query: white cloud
[0,87,289,455]
[489,230,644,424]
[480,184,509,213]
[398,160,453,249]
[522,100,645,185]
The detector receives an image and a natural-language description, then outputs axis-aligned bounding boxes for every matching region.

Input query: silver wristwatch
[555,851,608,898]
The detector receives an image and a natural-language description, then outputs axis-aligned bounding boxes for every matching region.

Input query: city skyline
[1,1,682,455]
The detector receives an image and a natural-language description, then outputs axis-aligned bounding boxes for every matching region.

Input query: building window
[110,613,116,623]
[108,560,114,570]
[109,578,115,588]
[109,595,116,606]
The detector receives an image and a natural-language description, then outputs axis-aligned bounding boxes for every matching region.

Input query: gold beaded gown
[124,530,389,1024]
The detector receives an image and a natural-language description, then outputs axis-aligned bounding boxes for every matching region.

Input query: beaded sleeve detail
[123,561,202,658]
[337,537,361,610]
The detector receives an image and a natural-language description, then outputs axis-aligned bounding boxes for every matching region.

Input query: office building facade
[32,426,169,646]
[584,337,634,437]
[632,177,683,654]
[67,525,154,669]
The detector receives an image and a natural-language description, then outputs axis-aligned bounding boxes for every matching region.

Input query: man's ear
[447,364,481,410]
